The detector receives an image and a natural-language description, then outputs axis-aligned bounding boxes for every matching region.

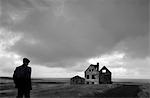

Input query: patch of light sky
[87,51,129,78]
[88,51,126,66]
[0,28,23,50]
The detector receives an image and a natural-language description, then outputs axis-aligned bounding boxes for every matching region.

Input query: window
[92,75,95,79]
[89,69,91,72]
[87,82,89,84]
[92,82,94,84]
[86,75,89,79]
[102,69,106,73]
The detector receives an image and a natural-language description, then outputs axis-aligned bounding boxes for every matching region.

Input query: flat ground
[32,84,141,98]
[0,77,150,98]
[89,85,140,98]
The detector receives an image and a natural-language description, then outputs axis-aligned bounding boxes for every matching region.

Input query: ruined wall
[85,65,99,84]
[70,76,85,84]
[99,67,112,84]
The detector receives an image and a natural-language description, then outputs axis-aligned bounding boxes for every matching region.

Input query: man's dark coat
[13,65,32,90]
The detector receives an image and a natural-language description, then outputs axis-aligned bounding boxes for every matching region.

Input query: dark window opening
[86,75,89,79]
[92,75,95,79]
[92,82,94,84]
[87,82,89,84]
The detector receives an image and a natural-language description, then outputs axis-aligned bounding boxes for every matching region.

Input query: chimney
[97,62,99,71]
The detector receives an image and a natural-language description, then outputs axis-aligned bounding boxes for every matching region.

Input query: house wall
[70,78,85,84]
[85,64,112,84]
[85,66,99,84]
[99,71,111,84]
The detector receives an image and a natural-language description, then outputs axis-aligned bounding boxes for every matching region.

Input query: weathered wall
[70,76,85,84]
[85,65,99,84]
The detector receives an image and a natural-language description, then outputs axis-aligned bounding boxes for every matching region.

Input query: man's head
[23,58,30,65]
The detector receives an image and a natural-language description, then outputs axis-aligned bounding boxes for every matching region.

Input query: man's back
[13,65,32,90]
[13,58,32,98]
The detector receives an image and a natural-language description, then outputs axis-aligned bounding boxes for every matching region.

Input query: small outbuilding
[70,75,85,84]
[99,66,112,84]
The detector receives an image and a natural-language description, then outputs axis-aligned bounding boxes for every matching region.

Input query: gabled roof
[71,75,84,79]
[99,66,111,73]
[85,64,98,72]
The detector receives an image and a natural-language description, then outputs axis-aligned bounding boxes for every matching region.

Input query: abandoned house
[84,63,99,84]
[70,75,85,84]
[99,66,112,84]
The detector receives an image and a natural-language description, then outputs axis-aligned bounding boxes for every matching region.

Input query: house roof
[71,75,84,80]
[85,64,99,72]
[99,66,111,73]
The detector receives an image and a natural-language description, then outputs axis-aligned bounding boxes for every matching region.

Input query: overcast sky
[0,0,149,78]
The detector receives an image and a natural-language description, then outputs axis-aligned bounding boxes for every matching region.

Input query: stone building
[85,63,112,84]
[70,75,85,84]
[99,66,112,84]
[84,63,99,84]
[70,63,112,85]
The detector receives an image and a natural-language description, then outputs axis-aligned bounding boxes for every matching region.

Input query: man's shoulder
[16,65,31,69]
[28,66,31,68]
[16,66,21,69]
[28,67,31,70]
[27,66,31,69]
[26,66,31,71]
[16,65,23,69]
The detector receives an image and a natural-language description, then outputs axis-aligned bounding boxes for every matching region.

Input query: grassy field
[0,77,150,98]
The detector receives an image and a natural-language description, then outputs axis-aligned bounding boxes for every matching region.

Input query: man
[13,58,32,98]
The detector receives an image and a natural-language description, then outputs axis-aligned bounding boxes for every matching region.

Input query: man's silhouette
[13,58,32,98]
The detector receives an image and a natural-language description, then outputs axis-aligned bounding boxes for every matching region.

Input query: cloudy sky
[0,0,149,78]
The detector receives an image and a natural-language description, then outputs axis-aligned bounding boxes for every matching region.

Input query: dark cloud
[1,0,148,67]
[114,35,149,58]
